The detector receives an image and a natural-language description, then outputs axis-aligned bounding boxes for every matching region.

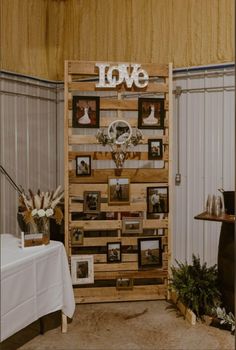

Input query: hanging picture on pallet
[107,242,121,263]
[122,217,143,234]
[76,155,91,176]
[147,186,169,219]
[72,96,100,128]
[138,237,162,268]
[116,278,133,290]
[148,139,163,160]
[71,255,94,285]
[108,177,130,205]
[83,191,101,214]
[71,228,84,246]
[138,98,164,129]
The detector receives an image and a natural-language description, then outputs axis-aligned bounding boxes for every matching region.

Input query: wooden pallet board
[64,60,172,304]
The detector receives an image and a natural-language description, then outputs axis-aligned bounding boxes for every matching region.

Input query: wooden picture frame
[138,237,162,268]
[148,139,163,160]
[71,228,84,246]
[116,278,133,290]
[72,96,100,128]
[76,155,91,176]
[122,217,143,234]
[71,255,94,285]
[147,186,169,218]
[107,242,121,263]
[138,98,164,129]
[83,191,101,214]
[108,177,130,205]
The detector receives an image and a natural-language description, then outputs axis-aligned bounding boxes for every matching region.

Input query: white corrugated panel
[173,65,235,266]
[0,73,57,234]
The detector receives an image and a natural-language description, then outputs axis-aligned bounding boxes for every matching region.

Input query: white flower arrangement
[19,185,64,226]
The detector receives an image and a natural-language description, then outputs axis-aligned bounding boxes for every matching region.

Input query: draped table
[0,234,75,342]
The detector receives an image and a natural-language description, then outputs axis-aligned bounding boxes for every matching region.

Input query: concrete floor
[1,300,234,350]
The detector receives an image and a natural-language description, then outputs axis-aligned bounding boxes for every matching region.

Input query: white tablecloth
[1,234,75,342]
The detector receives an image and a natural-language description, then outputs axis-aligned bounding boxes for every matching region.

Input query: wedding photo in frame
[71,255,94,285]
[148,139,163,160]
[107,242,121,263]
[72,96,100,128]
[138,98,164,129]
[122,217,143,234]
[108,177,130,205]
[76,155,91,176]
[138,237,162,268]
[71,228,84,246]
[83,191,101,214]
[147,186,169,218]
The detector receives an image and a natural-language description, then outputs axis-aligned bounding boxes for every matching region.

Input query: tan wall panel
[1,0,234,80]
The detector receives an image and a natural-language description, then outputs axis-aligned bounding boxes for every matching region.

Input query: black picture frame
[83,191,101,214]
[72,96,100,128]
[148,139,163,160]
[76,155,91,176]
[107,242,122,263]
[138,237,162,268]
[138,98,164,129]
[147,186,169,218]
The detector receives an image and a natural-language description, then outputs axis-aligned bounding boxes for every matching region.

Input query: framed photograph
[108,177,130,205]
[83,191,101,214]
[138,237,162,268]
[107,242,121,263]
[76,155,91,176]
[147,187,169,218]
[116,278,133,290]
[72,96,100,128]
[71,228,84,246]
[122,217,143,234]
[107,120,132,145]
[138,98,164,129]
[148,139,163,160]
[71,255,94,285]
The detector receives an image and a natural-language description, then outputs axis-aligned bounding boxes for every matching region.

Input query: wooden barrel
[217,222,235,314]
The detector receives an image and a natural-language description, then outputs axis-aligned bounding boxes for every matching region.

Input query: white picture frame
[71,255,94,285]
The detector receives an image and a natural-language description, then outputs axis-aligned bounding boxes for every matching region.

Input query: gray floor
[1,300,235,350]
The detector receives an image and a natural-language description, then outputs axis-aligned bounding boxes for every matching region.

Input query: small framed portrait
[71,255,94,285]
[107,242,121,263]
[138,98,164,129]
[71,228,84,246]
[72,96,100,128]
[76,155,91,176]
[83,191,101,214]
[147,186,169,218]
[108,177,130,205]
[138,237,162,268]
[122,217,143,234]
[116,278,133,290]
[148,139,163,160]
[107,120,132,145]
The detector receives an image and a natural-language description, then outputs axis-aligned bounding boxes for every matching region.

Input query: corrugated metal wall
[0,72,58,234]
[172,65,235,266]
[1,65,234,267]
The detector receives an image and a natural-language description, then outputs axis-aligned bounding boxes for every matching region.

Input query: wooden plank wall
[64,60,172,303]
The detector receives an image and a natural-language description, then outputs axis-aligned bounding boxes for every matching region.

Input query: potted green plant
[169,255,221,319]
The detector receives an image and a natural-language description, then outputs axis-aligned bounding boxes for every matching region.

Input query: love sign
[95,63,149,89]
